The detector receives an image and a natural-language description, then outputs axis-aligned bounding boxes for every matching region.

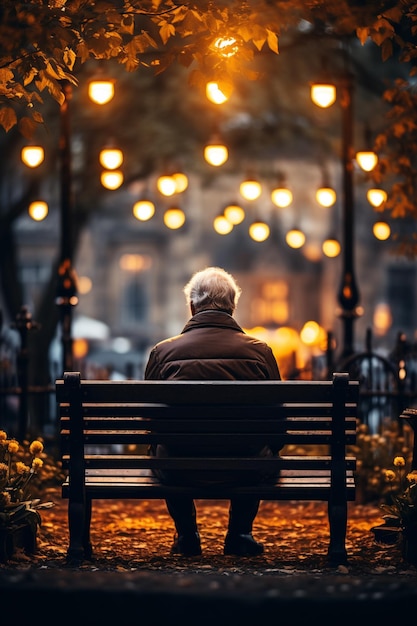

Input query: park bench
[56,371,358,566]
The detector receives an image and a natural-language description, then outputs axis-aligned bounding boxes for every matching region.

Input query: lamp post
[311,70,360,362]
[54,77,115,375]
[55,81,78,375]
[337,72,360,361]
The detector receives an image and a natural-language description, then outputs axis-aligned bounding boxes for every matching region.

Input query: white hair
[183,267,241,314]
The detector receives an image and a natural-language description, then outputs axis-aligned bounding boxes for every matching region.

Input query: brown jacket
[144,309,281,485]
[144,310,281,381]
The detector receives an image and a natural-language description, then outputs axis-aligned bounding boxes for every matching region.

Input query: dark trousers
[165,495,260,536]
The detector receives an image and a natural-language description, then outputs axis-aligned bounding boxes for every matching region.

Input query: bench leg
[327,501,348,566]
[66,498,93,566]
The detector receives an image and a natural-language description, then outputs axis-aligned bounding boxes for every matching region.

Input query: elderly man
[144,267,281,557]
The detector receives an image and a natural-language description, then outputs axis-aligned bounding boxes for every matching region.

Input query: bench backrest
[58,372,358,491]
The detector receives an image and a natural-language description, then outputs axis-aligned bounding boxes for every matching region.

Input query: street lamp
[56,78,114,374]
[311,69,360,361]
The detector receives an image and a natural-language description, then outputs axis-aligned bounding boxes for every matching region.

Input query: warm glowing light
[119,254,152,271]
[21,146,44,168]
[300,320,321,346]
[206,81,228,104]
[172,172,188,193]
[373,303,392,335]
[133,200,155,221]
[303,243,322,262]
[316,187,336,207]
[240,179,261,201]
[73,338,89,360]
[224,204,245,225]
[356,151,378,172]
[100,170,123,189]
[157,175,177,196]
[28,201,48,221]
[213,215,233,235]
[164,207,185,229]
[249,221,270,242]
[367,188,387,207]
[271,187,293,208]
[204,143,228,167]
[99,148,123,170]
[311,83,336,108]
[77,276,92,295]
[88,80,115,105]
[373,221,391,240]
[286,229,305,249]
[322,238,341,258]
[213,36,239,57]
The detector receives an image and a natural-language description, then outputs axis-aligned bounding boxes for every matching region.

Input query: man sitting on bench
[144,266,282,557]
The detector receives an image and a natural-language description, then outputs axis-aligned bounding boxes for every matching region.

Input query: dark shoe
[170,532,202,556]
[224,533,264,556]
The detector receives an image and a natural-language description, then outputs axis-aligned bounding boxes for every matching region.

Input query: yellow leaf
[356,27,369,45]
[0,106,17,132]
[253,37,266,52]
[63,48,76,71]
[267,30,279,54]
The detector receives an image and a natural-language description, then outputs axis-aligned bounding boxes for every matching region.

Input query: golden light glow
[172,172,188,193]
[248,221,270,242]
[206,81,228,104]
[164,207,185,229]
[28,201,48,221]
[133,200,155,221]
[21,146,44,168]
[302,243,322,262]
[100,170,123,189]
[77,276,93,295]
[73,338,89,360]
[373,221,391,240]
[213,215,233,235]
[286,229,305,249]
[99,148,123,170]
[213,36,239,57]
[300,321,321,346]
[157,175,177,196]
[316,187,336,207]
[271,187,293,208]
[322,238,341,258]
[367,188,387,207]
[204,143,229,167]
[311,83,336,108]
[240,179,262,201]
[119,254,152,271]
[88,79,115,105]
[373,303,392,335]
[224,204,245,225]
[356,151,378,172]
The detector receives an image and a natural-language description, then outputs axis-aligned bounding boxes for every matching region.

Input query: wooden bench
[56,371,358,566]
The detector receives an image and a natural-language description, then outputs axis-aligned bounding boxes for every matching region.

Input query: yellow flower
[393,456,406,467]
[7,440,19,454]
[29,440,44,456]
[407,471,417,484]
[31,458,43,471]
[0,430,7,442]
[0,462,7,475]
[15,461,30,474]
[383,469,396,482]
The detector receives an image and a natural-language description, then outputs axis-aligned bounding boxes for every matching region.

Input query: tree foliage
[1,1,416,135]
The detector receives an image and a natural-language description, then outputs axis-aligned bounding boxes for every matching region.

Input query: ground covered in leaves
[1,490,417,626]
[1,487,415,577]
